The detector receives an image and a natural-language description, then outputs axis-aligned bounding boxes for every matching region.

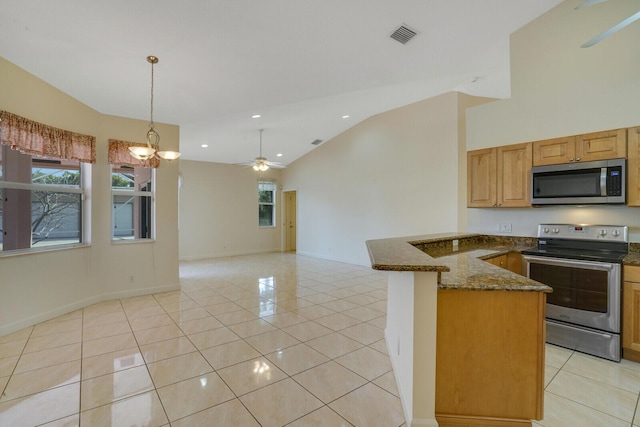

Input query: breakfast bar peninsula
[366,233,552,427]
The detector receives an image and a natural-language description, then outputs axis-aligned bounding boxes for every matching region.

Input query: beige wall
[466,0,640,240]
[178,160,282,260]
[282,92,483,266]
[0,57,180,335]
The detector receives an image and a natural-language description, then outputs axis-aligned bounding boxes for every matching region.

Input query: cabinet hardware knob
[576,157,581,161]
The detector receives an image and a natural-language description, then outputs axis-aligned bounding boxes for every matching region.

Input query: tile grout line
[0,325,34,403]
[121,296,172,426]
[154,289,261,426]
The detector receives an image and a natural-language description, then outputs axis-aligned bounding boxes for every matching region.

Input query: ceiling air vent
[390,24,418,45]
[311,139,323,146]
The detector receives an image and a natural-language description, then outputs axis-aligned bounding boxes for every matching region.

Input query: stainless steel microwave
[531,158,625,205]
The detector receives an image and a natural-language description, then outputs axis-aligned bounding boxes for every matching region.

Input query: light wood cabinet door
[487,253,522,275]
[533,136,576,166]
[497,142,532,207]
[508,252,522,275]
[628,127,640,206]
[624,267,640,357]
[576,128,627,162]
[486,254,507,268]
[467,148,496,207]
[436,290,545,423]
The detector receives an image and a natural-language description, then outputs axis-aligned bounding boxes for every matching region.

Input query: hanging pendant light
[252,129,269,171]
[129,55,181,161]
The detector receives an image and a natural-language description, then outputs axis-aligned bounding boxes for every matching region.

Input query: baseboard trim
[623,348,640,363]
[386,328,412,426]
[179,248,280,261]
[0,283,179,337]
[295,250,368,267]
[436,414,532,427]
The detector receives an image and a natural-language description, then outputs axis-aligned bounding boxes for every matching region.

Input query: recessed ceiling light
[251,114,261,119]
[201,144,208,148]
[276,153,283,157]
[342,115,350,119]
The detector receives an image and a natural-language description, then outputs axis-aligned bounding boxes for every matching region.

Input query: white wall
[0,57,180,335]
[466,0,640,240]
[178,160,282,260]
[282,92,481,266]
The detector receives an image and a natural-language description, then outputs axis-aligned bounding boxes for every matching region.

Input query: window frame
[258,181,277,228]
[110,165,155,242]
[0,151,88,255]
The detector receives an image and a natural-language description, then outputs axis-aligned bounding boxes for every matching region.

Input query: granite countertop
[366,233,551,292]
[624,252,640,266]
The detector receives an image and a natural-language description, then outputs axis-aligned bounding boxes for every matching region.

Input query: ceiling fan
[240,129,286,172]
[578,0,640,47]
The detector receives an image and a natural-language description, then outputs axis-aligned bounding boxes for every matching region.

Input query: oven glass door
[523,255,620,333]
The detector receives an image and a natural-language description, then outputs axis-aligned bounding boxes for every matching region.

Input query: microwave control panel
[607,166,623,196]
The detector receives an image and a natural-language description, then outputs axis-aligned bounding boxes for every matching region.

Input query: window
[0,146,84,252]
[111,165,154,240]
[258,181,276,227]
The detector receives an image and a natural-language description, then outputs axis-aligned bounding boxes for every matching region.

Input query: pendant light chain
[149,55,156,132]
[129,55,181,161]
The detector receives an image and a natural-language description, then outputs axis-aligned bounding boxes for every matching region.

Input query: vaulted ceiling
[0,0,562,165]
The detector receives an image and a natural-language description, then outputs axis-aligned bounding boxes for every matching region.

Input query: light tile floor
[0,252,639,426]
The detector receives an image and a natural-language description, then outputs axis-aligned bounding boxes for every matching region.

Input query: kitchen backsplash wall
[467,205,640,242]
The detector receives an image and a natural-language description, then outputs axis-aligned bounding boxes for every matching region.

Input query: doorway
[283,190,297,252]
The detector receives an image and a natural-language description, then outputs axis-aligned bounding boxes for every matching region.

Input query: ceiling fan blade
[582,10,640,47]
[265,161,287,169]
[575,0,609,9]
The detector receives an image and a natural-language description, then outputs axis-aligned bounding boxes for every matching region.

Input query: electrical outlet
[498,223,512,233]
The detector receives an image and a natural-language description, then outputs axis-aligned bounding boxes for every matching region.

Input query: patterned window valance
[108,139,160,168]
[0,110,96,163]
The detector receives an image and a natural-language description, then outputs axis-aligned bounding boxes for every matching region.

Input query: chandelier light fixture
[129,55,181,161]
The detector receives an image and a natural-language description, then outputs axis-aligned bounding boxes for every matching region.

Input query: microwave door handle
[601,168,607,196]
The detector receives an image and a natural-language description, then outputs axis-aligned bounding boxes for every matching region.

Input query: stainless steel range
[522,224,628,362]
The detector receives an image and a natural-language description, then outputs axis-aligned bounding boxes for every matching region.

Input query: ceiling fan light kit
[129,55,181,162]
[241,129,286,173]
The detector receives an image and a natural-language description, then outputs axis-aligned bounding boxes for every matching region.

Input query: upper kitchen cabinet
[498,143,533,207]
[532,136,575,166]
[577,129,627,162]
[628,127,640,206]
[467,143,532,208]
[467,148,496,207]
[533,128,627,166]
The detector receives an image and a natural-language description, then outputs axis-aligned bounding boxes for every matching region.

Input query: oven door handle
[521,254,616,271]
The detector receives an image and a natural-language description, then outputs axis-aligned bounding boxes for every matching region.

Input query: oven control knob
[598,229,607,237]
[552,228,560,234]
[543,227,550,234]
[612,229,620,237]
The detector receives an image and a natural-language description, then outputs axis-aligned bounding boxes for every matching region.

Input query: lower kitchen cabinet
[507,252,522,275]
[436,290,546,426]
[486,254,507,268]
[486,253,522,276]
[623,265,640,362]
